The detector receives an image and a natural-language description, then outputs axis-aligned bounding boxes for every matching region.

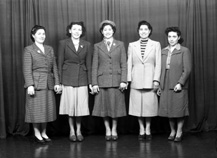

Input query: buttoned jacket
[23,44,59,90]
[58,38,92,87]
[160,45,192,89]
[127,39,161,89]
[92,39,127,87]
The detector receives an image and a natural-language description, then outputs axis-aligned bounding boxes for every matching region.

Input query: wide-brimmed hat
[99,20,116,29]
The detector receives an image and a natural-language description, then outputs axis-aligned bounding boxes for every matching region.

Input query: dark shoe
[138,134,145,141]
[77,135,84,142]
[168,135,176,141]
[174,134,183,142]
[69,135,77,142]
[42,137,52,142]
[34,136,45,144]
[111,135,118,141]
[105,135,112,141]
[146,134,152,141]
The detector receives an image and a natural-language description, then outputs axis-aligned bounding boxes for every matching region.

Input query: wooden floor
[0,131,217,158]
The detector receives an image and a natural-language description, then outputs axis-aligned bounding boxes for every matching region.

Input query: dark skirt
[92,88,126,118]
[25,90,56,123]
[158,70,189,118]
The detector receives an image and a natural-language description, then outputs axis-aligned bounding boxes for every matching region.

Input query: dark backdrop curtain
[0,0,217,138]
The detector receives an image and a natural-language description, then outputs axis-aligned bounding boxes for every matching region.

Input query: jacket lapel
[66,39,77,55]
[77,40,85,54]
[98,41,110,56]
[143,39,153,61]
[109,39,119,53]
[32,43,45,56]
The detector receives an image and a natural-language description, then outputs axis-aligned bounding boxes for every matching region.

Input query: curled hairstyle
[137,20,153,37]
[30,25,46,42]
[165,27,184,44]
[66,21,86,37]
[99,23,116,36]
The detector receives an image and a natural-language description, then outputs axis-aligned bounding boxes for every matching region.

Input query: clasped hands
[91,82,128,94]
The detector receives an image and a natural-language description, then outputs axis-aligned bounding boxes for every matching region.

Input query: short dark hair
[99,23,116,36]
[30,25,46,42]
[137,20,153,37]
[66,21,86,37]
[165,27,184,44]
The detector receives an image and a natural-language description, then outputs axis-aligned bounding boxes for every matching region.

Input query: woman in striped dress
[23,25,61,143]
[127,21,161,140]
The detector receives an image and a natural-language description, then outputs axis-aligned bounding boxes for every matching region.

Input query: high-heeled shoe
[42,137,52,142]
[69,135,77,142]
[105,135,112,141]
[174,133,183,142]
[138,134,145,141]
[145,134,152,141]
[34,136,45,144]
[168,135,175,141]
[77,135,84,142]
[111,135,118,141]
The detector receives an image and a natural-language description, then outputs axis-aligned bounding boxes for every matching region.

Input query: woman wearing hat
[92,20,127,141]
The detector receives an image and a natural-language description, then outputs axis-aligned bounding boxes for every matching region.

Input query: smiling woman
[23,25,61,144]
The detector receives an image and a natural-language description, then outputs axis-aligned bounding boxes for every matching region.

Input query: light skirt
[59,85,89,116]
[129,89,158,117]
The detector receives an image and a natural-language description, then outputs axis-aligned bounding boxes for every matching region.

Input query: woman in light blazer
[127,20,161,140]
[58,22,93,142]
[158,27,192,142]
[23,25,60,143]
[92,20,127,141]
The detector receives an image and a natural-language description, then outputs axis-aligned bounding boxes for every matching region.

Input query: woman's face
[33,29,46,44]
[69,24,82,39]
[102,25,114,39]
[168,31,180,46]
[139,25,150,39]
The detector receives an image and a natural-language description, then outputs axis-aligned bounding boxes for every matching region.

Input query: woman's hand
[119,82,127,92]
[157,88,161,96]
[92,85,100,94]
[27,86,35,95]
[54,85,62,94]
[89,84,94,94]
[153,81,160,92]
[174,83,182,92]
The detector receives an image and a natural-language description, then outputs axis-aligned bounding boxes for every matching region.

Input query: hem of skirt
[129,113,158,117]
[92,114,127,118]
[25,119,56,123]
[59,113,90,117]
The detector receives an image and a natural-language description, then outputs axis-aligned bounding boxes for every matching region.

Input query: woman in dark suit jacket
[158,27,192,142]
[23,25,60,143]
[92,20,127,141]
[58,22,92,142]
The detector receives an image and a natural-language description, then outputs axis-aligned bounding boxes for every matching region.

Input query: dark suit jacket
[58,38,92,87]
[160,45,192,90]
[23,44,59,90]
[92,39,127,87]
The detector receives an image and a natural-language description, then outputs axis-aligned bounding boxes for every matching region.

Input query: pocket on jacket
[97,71,103,76]
[33,73,40,89]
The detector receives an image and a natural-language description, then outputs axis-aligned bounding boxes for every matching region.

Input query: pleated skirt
[25,90,56,123]
[129,89,158,117]
[59,85,89,116]
[92,88,126,118]
[158,70,189,118]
